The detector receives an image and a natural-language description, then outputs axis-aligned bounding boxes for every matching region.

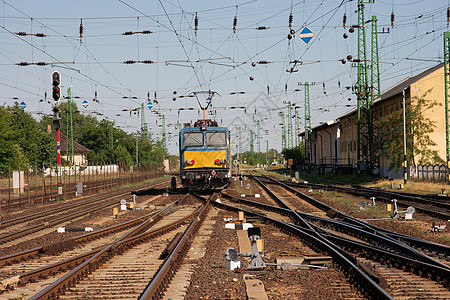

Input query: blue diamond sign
[298,26,315,44]
[147,101,153,110]
[206,97,212,104]
[19,101,26,110]
[82,100,89,109]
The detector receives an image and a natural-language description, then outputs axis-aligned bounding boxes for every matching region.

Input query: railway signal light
[52,71,61,101]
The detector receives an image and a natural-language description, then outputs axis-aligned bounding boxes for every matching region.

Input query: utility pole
[298,82,313,171]
[52,71,63,201]
[281,113,286,151]
[162,114,167,157]
[356,0,374,173]
[66,87,74,164]
[266,140,269,165]
[295,109,299,147]
[250,130,254,156]
[108,122,113,149]
[140,102,148,139]
[238,126,241,163]
[402,89,407,184]
[287,101,293,149]
[370,15,385,172]
[257,120,260,163]
[444,32,450,181]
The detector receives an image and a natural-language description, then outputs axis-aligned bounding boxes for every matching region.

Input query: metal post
[8,162,11,212]
[18,162,21,207]
[27,163,30,206]
[57,129,63,201]
[42,163,45,205]
[444,32,450,181]
[403,89,407,184]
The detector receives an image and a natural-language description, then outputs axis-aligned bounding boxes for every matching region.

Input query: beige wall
[409,67,446,163]
[338,114,358,166]
[335,65,446,177]
[311,123,339,165]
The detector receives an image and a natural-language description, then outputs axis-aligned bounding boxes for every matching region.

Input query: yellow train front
[179,120,231,190]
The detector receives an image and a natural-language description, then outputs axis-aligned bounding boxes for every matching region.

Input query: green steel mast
[257,120,260,162]
[140,102,148,139]
[281,112,286,151]
[444,32,450,181]
[356,0,373,172]
[108,122,113,149]
[304,82,311,168]
[66,87,74,164]
[162,114,167,156]
[287,101,293,149]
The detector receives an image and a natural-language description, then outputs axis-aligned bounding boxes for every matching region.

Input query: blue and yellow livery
[179,120,231,190]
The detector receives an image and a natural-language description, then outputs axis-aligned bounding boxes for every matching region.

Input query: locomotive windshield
[206,131,227,147]
[183,132,203,147]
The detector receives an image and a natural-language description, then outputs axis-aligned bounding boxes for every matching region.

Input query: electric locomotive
[179,119,231,190]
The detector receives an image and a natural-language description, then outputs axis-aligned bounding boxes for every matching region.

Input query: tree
[0,104,55,173]
[376,88,443,172]
[282,143,305,168]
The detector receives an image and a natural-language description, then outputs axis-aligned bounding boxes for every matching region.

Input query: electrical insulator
[343,33,348,39]
[195,13,198,31]
[391,11,395,27]
[447,7,450,23]
[289,13,293,28]
[256,26,269,30]
[343,13,347,28]
[338,81,341,88]
[16,31,27,36]
[233,16,237,33]
[323,82,325,90]
[349,27,355,33]
[288,33,292,40]
[249,76,254,81]
[79,19,83,40]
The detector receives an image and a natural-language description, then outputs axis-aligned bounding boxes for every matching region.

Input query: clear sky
[1,0,448,155]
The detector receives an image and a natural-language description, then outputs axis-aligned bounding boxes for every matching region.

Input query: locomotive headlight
[215,159,220,164]
[186,159,195,165]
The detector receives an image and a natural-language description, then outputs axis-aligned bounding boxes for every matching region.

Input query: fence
[413,164,447,182]
[0,162,165,212]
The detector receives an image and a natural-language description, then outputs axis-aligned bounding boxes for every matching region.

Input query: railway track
[0,178,170,248]
[214,175,450,298]
[28,198,208,299]
[260,175,450,220]
[1,172,448,299]
[0,191,197,299]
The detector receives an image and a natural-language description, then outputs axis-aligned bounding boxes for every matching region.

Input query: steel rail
[251,175,450,270]
[260,175,450,258]
[139,194,212,299]
[29,198,200,300]
[0,209,161,267]
[0,177,169,229]
[0,179,171,245]
[210,198,393,299]
[259,176,450,219]
[220,191,450,289]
